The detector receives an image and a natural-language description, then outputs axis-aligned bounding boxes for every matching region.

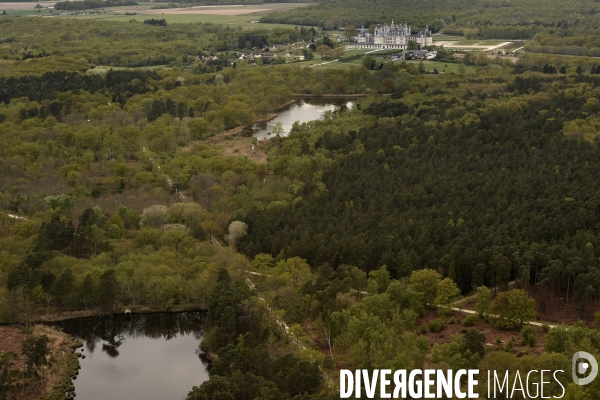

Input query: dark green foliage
[54,0,137,11]
[0,70,160,107]
[191,333,323,400]
[237,33,269,49]
[53,268,75,307]
[242,84,600,303]
[144,18,167,27]
[21,334,50,387]
[463,329,486,357]
[98,269,117,311]
[0,352,17,400]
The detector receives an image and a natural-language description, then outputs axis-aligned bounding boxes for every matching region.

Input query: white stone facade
[346,20,433,50]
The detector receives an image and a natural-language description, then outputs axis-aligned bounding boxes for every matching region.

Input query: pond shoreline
[15,304,209,325]
[252,96,354,141]
[54,310,208,400]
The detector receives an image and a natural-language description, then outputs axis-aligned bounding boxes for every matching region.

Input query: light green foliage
[188,119,210,139]
[252,253,276,270]
[489,289,537,329]
[271,257,312,288]
[385,281,425,319]
[408,269,442,305]
[429,318,446,333]
[475,286,492,317]
[140,205,168,228]
[43,195,75,212]
[544,324,600,354]
[435,277,460,310]
[463,314,478,327]
[225,221,248,251]
[271,121,285,136]
[368,265,390,294]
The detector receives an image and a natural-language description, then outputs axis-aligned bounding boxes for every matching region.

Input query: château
[346,20,433,50]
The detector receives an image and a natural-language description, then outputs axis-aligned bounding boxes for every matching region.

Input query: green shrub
[541,323,550,333]
[521,325,537,347]
[429,318,446,333]
[463,315,478,327]
[506,338,514,352]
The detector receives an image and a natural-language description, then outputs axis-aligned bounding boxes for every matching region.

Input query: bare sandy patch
[141,5,274,16]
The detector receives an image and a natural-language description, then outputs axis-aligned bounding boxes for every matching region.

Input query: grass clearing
[404,60,477,73]
[311,58,478,74]
[343,49,372,56]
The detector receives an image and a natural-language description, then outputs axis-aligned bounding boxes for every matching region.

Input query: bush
[506,338,514,352]
[429,318,446,333]
[463,315,478,327]
[541,323,550,333]
[521,325,537,347]
[420,324,427,334]
[463,329,486,356]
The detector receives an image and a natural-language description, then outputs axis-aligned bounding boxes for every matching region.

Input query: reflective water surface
[253,97,353,140]
[55,312,207,400]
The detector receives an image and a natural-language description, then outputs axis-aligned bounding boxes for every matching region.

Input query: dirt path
[141,6,272,16]
[435,41,513,51]
[142,146,186,200]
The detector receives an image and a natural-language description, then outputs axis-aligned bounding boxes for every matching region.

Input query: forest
[2,11,600,400]
[261,0,600,56]
[53,0,138,11]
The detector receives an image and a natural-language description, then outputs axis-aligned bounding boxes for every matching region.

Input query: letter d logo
[572,351,598,385]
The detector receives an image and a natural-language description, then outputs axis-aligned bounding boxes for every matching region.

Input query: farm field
[0,2,317,27]
[0,1,56,10]
[87,13,311,27]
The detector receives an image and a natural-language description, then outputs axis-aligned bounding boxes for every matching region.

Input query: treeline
[0,69,161,106]
[237,33,269,50]
[144,18,167,27]
[54,0,138,11]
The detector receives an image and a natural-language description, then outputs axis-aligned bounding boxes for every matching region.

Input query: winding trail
[141,146,186,201]
[309,59,339,68]
[243,269,304,348]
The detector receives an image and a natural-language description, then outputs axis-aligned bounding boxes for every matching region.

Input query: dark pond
[253,97,354,140]
[55,312,208,400]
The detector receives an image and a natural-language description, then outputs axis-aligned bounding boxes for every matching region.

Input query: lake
[55,312,208,400]
[253,97,353,140]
